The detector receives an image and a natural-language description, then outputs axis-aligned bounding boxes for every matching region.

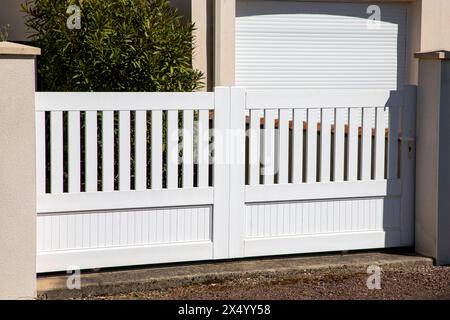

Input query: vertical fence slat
[85,111,98,192]
[36,111,46,195]
[292,109,303,184]
[51,111,63,194]
[249,109,261,185]
[375,107,386,180]
[320,109,332,183]
[333,108,345,182]
[263,109,276,185]
[388,106,400,180]
[119,111,130,191]
[183,110,194,188]
[361,108,374,181]
[68,111,81,193]
[151,110,163,189]
[278,109,289,184]
[135,110,147,191]
[347,108,359,182]
[167,110,178,189]
[198,109,209,188]
[306,109,319,183]
[102,111,114,192]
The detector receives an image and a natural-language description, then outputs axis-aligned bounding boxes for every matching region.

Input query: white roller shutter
[236,1,407,90]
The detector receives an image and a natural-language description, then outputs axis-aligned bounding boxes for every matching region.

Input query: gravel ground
[79,265,450,300]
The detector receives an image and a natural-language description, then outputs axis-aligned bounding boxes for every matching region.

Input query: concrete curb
[37,251,433,300]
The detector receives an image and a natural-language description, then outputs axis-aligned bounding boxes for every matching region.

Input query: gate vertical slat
[292,109,303,184]
[68,111,81,193]
[198,109,210,188]
[388,107,400,180]
[183,110,194,188]
[119,111,130,191]
[334,108,345,182]
[347,108,359,182]
[50,111,63,193]
[249,109,261,185]
[86,111,98,192]
[263,109,276,184]
[135,110,147,191]
[375,107,386,180]
[151,110,163,189]
[320,109,332,183]
[306,109,318,183]
[278,109,289,184]
[36,111,46,195]
[361,108,374,180]
[102,111,115,192]
[167,110,178,189]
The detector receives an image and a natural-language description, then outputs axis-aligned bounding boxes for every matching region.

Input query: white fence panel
[35,87,415,272]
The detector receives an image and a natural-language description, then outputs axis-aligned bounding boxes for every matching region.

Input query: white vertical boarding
[388,106,400,180]
[361,108,374,181]
[263,110,276,184]
[135,110,147,191]
[375,107,386,180]
[183,110,194,188]
[292,109,303,184]
[347,108,359,182]
[68,111,81,193]
[320,109,332,183]
[119,111,130,191]
[249,109,261,185]
[151,110,163,189]
[85,111,98,192]
[36,111,46,195]
[167,110,178,189]
[198,110,210,188]
[51,111,63,194]
[400,85,416,246]
[213,87,231,259]
[229,87,246,257]
[278,109,289,184]
[334,109,345,182]
[306,109,319,183]
[102,111,115,192]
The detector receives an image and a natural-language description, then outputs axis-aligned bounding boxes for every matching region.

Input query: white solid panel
[236,1,407,90]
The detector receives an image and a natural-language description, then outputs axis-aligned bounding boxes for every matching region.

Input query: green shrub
[22,0,203,92]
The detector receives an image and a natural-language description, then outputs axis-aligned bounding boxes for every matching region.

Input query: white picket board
[68,111,81,193]
[388,106,400,180]
[183,110,194,188]
[135,110,147,190]
[292,109,303,184]
[102,111,115,192]
[50,111,63,194]
[375,107,386,180]
[86,111,98,192]
[333,108,345,182]
[306,109,319,183]
[167,110,179,189]
[347,108,359,182]
[263,109,276,184]
[278,109,289,184]
[320,109,332,183]
[361,108,374,180]
[151,110,163,189]
[249,109,261,185]
[119,111,130,191]
[198,109,210,188]
[36,111,46,195]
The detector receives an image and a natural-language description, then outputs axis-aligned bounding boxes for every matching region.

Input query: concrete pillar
[415,50,450,265]
[0,41,40,299]
[214,0,235,86]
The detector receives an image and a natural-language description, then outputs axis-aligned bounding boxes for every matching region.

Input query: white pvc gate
[35,86,416,273]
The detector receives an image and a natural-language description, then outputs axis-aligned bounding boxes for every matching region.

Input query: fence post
[213,87,231,259]
[228,87,246,258]
[0,42,40,299]
[415,51,450,265]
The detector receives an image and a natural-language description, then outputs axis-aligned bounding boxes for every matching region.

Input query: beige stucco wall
[0,42,39,299]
